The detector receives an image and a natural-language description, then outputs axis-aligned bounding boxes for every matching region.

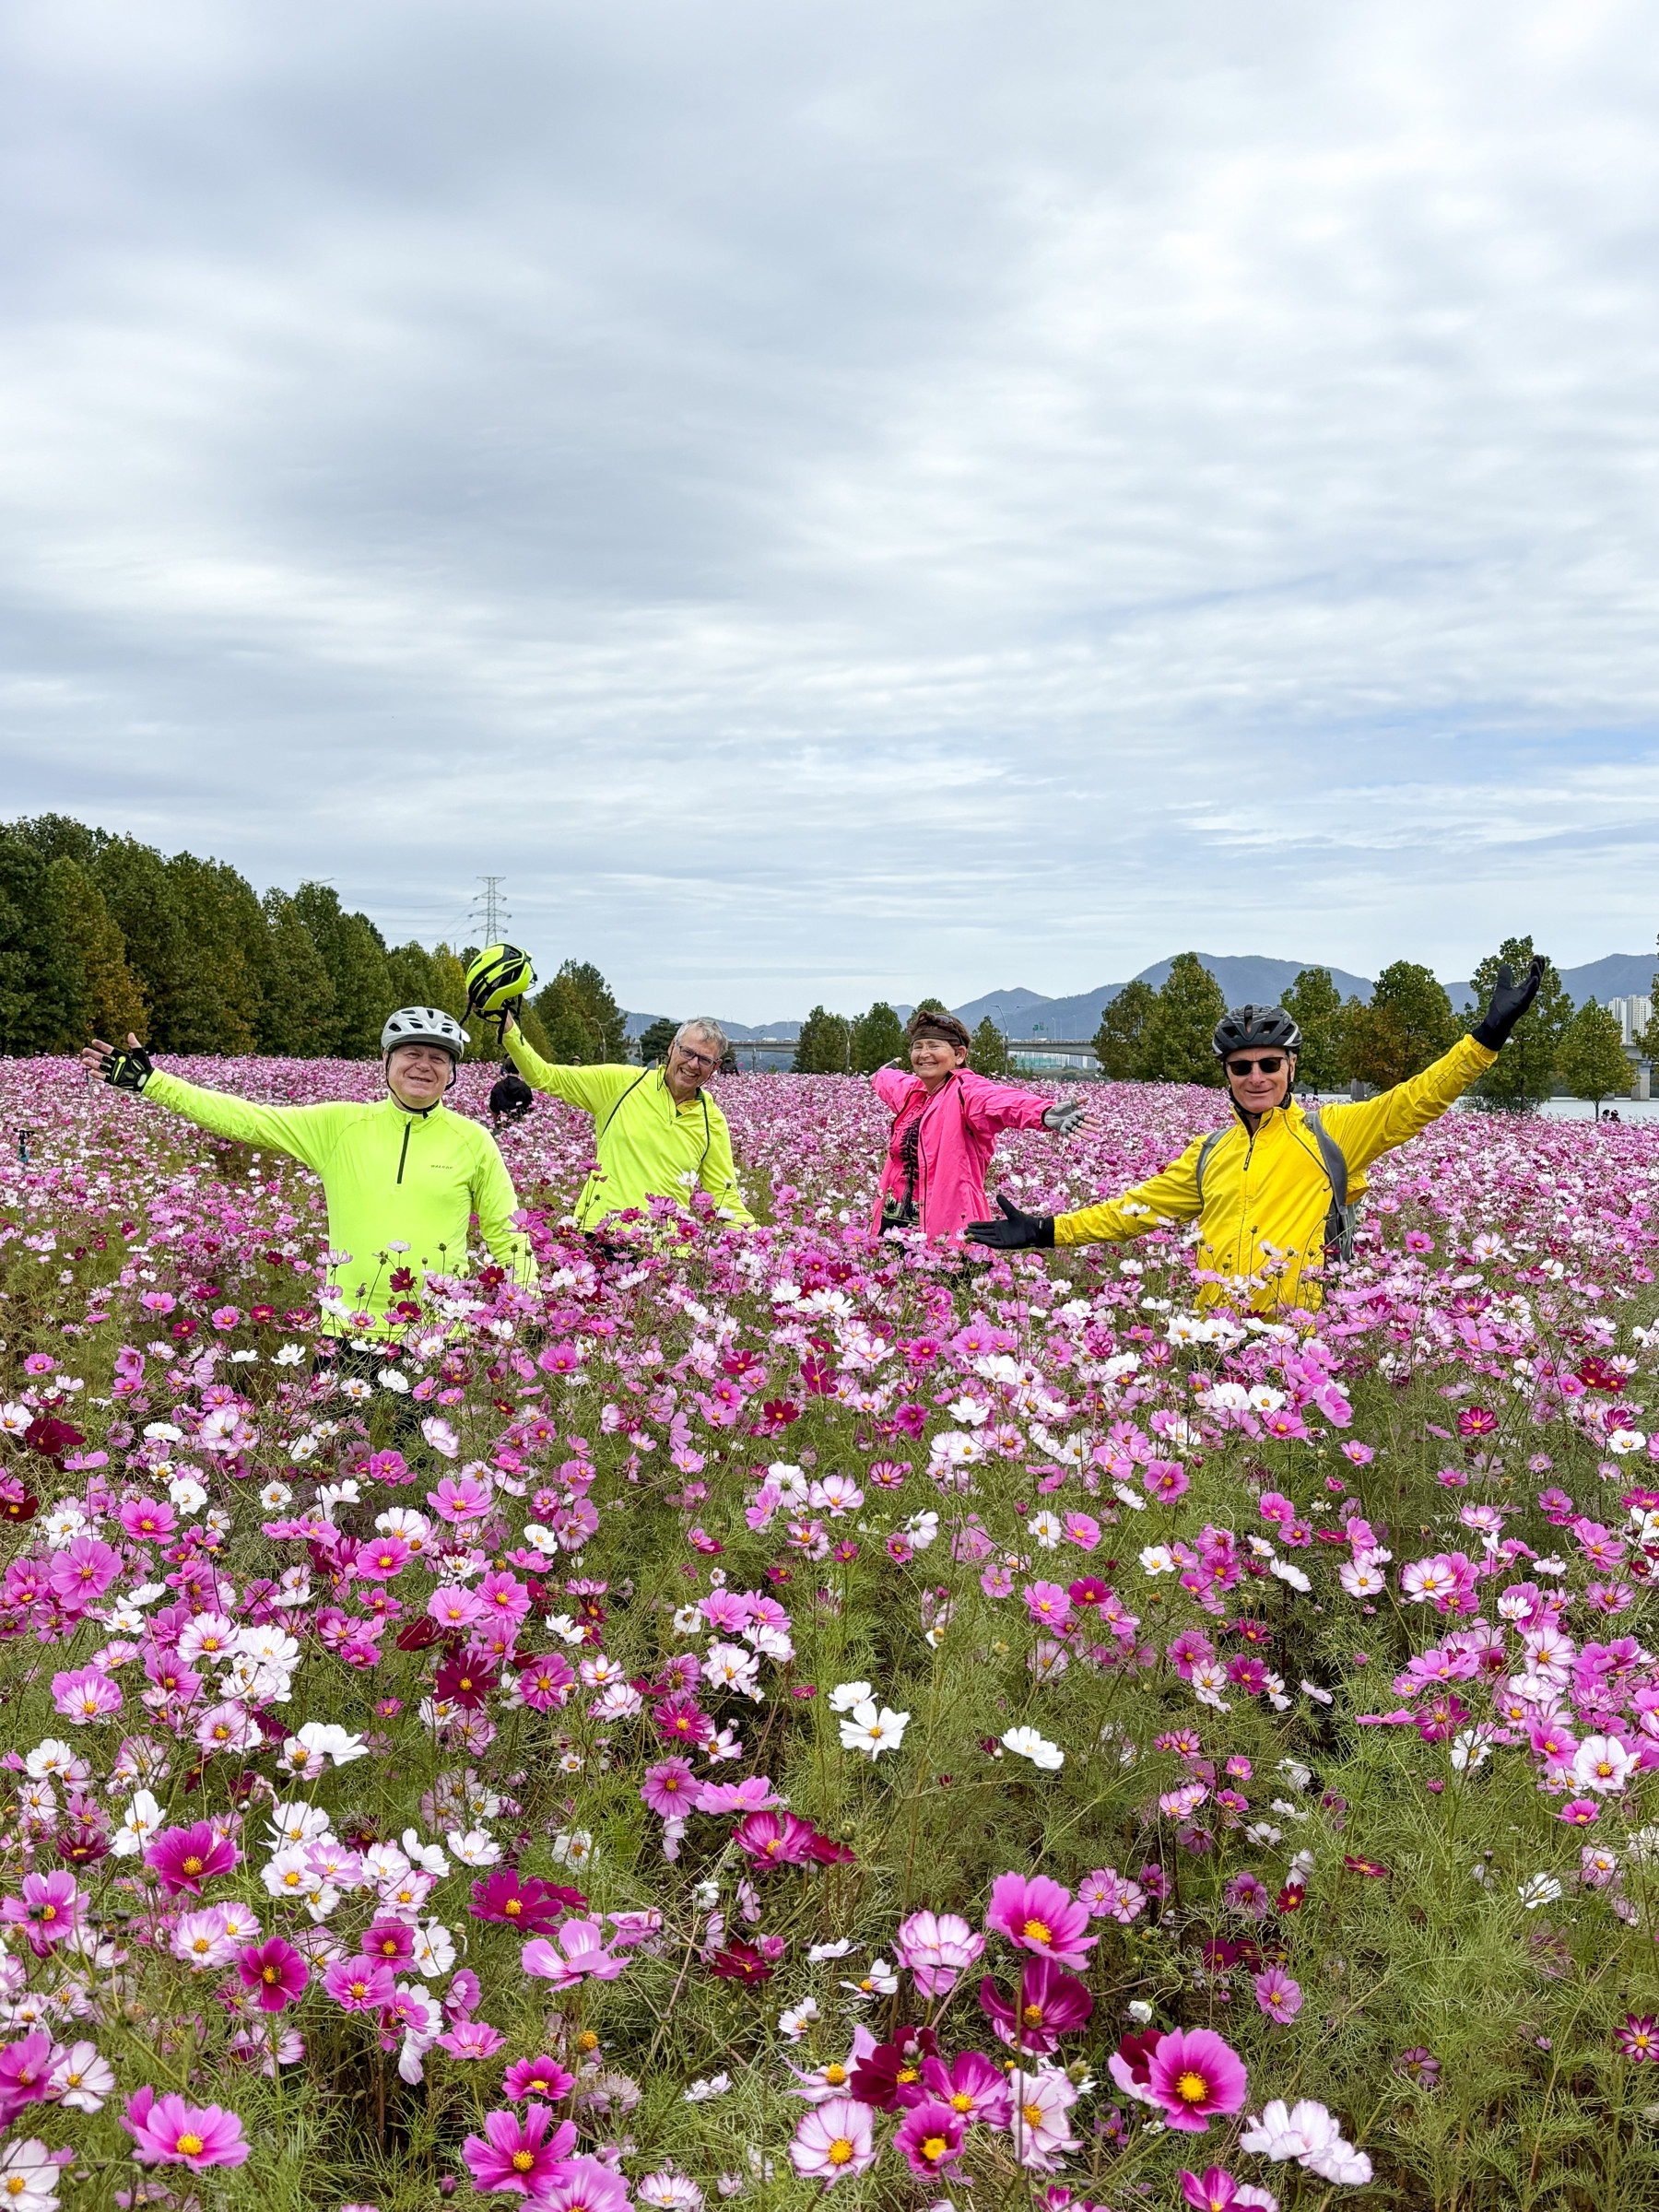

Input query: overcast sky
[5,1,1659,1019]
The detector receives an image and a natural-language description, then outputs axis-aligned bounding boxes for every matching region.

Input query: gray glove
[1042,1100,1086,1136]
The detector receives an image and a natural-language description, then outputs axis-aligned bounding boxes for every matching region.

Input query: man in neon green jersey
[500,1010,753,1231]
[79,1007,535,1338]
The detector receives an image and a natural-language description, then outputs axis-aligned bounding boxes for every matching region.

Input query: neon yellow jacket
[502,1038,753,1230]
[143,1071,536,1335]
[1053,1034,1498,1310]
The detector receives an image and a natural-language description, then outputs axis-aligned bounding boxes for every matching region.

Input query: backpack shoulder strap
[1194,1126,1230,1206]
[1300,1103,1348,1206]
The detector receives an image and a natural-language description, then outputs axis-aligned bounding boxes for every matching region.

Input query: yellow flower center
[512,2153,536,2172]
[1022,2102,1043,2128]
[921,2137,947,2162]
[1176,2069,1210,2105]
[505,1900,522,1916]
[182,1856,204,1877]
[823,2065,846,2087]
[1022,1918,1052,1945]
[827,2141,853,2168]
[263,1967,279,1984]
[176,2135,205,2158]
[1022,2002,1044,2024]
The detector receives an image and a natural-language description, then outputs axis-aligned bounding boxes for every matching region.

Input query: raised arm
[500,1017,640,1117]
[79,1036,338,1171]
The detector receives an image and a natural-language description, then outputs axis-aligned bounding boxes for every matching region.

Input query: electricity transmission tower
[471,877,509,945]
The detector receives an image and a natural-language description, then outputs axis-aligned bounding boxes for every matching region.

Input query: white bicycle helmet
[381,1006,470,1060]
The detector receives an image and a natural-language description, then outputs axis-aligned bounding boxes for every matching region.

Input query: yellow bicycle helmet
[465,943,536,1019]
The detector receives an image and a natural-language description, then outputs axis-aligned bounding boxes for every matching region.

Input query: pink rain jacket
[870,1066,1052,1241]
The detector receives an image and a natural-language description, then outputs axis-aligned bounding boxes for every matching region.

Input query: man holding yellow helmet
[465,946,753,1235]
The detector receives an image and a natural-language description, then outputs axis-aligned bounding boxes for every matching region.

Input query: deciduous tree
[1092,979,1155,1079]
[1135,955,1226,1087]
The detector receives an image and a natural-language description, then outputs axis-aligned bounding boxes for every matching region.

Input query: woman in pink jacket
[870,1009,1086,1241]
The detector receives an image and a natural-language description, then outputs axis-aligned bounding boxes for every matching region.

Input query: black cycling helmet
[1213,1005,1301,1061]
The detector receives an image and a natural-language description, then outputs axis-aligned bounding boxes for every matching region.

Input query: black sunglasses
[1227,1055,1286,1077]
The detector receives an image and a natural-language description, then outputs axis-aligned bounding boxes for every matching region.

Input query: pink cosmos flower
[536,2156,632,2212]
[0,1872,83,1952]
[120,2085,249,2169]
[463,2102,578,2194]
[640,1759,698,1818]
[734,1811,819,1867]
[117,1496,177,1542]
[1006,2067,1082,2171]
[1253,1965,1302,2024]
[144,1822,238,1897]
[521,1919,626,1989]
[438,2021,508,2060]
[788,2099,877,2186]
[428,1473,490,1523]
[518,1651,576,1712]
[1144,2028,1249,2133]
[324,1959,397,2012]
[984,1874,1097,1970]
[893,1909,985,1995]
[894,2100,967,2181]
[236,1939,309,2011]
[502,2055,577,2101]
[50,1666,123,1725]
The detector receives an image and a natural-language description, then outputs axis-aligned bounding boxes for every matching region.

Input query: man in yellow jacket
[967,959,1543,1312]
[501,1012,753,1232]
[80,1008,535,1339]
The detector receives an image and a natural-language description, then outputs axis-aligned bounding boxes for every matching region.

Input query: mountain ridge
[623,952,1655,1043]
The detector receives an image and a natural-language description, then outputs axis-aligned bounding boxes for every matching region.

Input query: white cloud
[3,0,1658,1014]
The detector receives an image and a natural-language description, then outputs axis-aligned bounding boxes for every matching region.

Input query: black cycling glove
[966,1194,1056,1251]
[1473,956,1544,1049]
[100,1043,154,1093]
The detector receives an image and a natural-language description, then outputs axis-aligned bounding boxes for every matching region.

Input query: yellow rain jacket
[1053,1033,1498,1310]
[143,1072,536,1335]
[502,1038,754,1230]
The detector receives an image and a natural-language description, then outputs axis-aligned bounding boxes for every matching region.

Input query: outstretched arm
[79,1035,337,1171]
[968,1134,1206,1251]
[470,1134,539,1287]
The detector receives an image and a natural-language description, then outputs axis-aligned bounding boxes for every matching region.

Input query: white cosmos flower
[551,1830,594,1867]
[445,1829,502,1867]
[110,1789,164,1858]
[838,1700,911,1759]
[1001,1725,1064,1771]
[828,1680,874,1712]
[684,2073,733,2101]
[1517,1873,1564,1909]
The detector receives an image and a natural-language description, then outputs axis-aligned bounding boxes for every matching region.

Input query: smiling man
[500,1010,752,1232]
[968,960,1544,1311]
[79,1006,535,1336]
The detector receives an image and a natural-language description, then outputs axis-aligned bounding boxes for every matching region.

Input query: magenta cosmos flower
[235,1939,309,2012]
[502,2055,577,2101]
[1145,2029,1248,2133]
[788,2099,877,2186]
[144,1822,238,1898]
[893,2100,967,2182]
[918,2049,1012,2127]
[639,1759,698,1818]
[463,2103,579,2195]
[470,1870,585,1935]
[121,2085,250,2169]
[985,1874,1097,1970]
[894,1909,985,1995]
[979,1956,1094,2054]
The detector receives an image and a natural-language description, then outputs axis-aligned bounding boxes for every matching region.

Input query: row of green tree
[0,815,631,1065]
[790,1000,1013,1076]
[1092,944,1641,1109]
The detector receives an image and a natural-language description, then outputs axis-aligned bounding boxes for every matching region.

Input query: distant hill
[626,950,1655,1049]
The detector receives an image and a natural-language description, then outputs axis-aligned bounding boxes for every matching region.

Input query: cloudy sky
[5,1,1659,1019]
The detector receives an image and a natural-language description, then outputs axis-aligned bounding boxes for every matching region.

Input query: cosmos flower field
[3,1055,1659,2212]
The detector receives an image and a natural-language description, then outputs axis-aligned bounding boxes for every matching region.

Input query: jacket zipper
[396,1124,412,1185]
